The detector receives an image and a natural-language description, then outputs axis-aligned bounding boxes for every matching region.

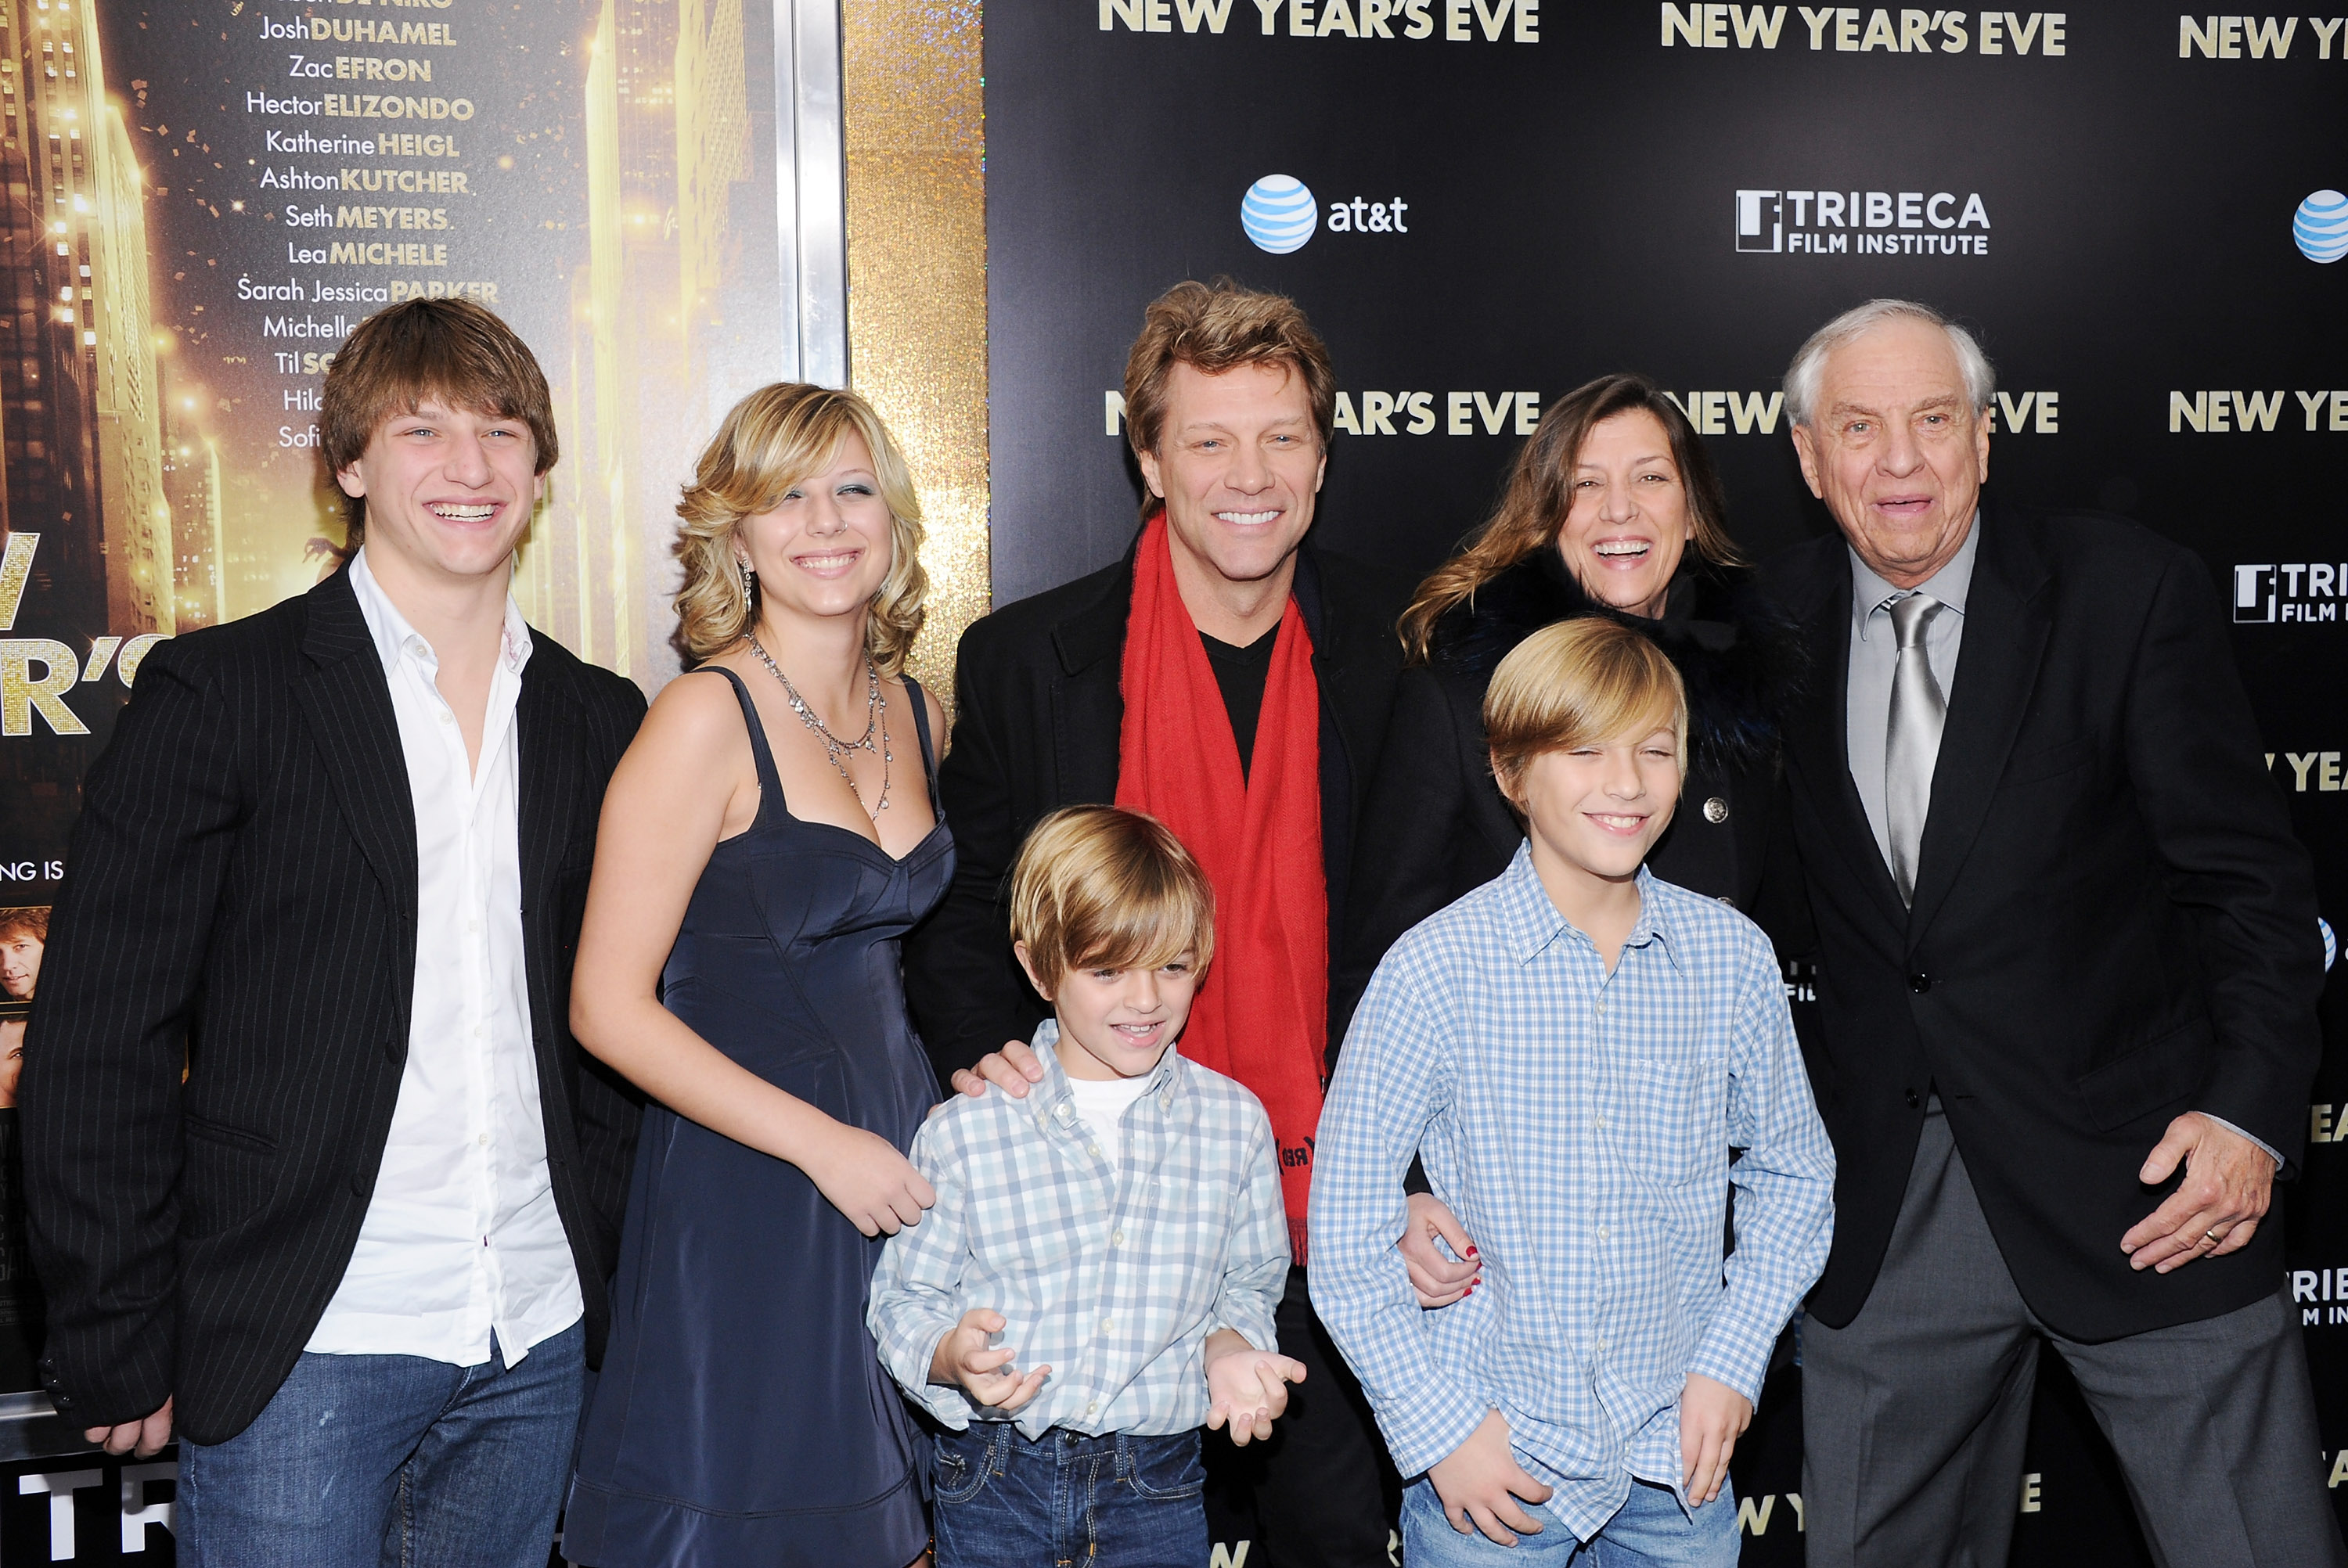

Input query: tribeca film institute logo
[2233,563,2348,624]
[1735,188,1990,255]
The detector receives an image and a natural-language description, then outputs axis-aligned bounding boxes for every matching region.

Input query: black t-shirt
[1199,626,1280,781]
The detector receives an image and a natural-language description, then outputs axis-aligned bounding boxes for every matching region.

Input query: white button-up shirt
[305,549,582,1366]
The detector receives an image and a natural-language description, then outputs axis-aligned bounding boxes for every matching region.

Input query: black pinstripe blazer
[18,566,646,1444]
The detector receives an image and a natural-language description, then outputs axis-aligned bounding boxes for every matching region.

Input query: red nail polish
[1466,1246,1478,1256]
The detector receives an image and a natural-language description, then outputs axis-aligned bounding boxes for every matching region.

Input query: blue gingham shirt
[868,1021,1290,1439]
[1309,851,1835,1538]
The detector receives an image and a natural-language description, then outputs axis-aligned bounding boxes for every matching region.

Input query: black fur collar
[1431,550,1806,771]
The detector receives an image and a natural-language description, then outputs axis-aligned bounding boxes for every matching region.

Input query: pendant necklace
[747,635,891,815]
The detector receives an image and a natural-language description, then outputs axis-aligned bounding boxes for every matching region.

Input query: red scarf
[1117,513,1328,1260]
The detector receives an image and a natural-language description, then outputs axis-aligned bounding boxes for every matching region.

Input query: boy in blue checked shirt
[1311,619,1835,1566]
[868,805,1302,1567]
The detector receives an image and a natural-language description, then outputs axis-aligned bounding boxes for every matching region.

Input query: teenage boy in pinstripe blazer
[19,298,644,1568]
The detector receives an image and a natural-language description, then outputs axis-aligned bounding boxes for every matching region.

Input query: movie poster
[0,0,794,1410]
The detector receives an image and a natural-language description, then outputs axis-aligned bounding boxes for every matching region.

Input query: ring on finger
[2202,1227,2224,1244]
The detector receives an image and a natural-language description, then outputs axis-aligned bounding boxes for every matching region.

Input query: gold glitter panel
[843,0,988,704]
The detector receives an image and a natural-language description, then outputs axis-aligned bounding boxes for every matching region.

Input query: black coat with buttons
[1331,550,1805,1045]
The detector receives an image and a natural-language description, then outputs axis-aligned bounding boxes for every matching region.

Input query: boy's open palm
[1678,1372,1752,1505]
[1203,1338,1307,1446]
[931,1308,1050,1413]
[1430,1408,1554,1545]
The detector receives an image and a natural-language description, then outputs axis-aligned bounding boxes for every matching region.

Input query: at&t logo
[1242,175,1317,254]
[1241,174,1411,253]
[2295,190,2347,263]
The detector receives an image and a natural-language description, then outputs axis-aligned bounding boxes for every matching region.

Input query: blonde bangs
[1485,618,1688,789]
[672,383,929,670]
[1009,807,1218,994]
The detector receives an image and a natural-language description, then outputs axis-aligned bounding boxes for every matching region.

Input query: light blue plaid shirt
[1309,850,1835,1538]
[868,1021,1290,1439]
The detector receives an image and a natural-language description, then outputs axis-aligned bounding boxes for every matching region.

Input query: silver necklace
[747,635,891,815]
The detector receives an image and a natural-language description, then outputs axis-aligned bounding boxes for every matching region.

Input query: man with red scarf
[906,279,1413,1567]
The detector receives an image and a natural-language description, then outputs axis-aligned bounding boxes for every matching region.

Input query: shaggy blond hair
[1485,618,1687,799]
[1009,807,1216,995]
[673,383,928,669]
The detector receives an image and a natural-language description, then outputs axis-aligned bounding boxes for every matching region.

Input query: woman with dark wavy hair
[1338,368,1802,1063]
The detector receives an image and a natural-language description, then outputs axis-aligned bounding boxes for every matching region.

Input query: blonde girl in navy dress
[563,385,949,1567]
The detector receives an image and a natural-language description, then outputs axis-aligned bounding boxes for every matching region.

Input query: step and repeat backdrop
[985,2,2348,1563]
[0,0,2340,1561]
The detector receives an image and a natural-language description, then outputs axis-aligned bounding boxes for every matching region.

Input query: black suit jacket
[1765,498,2321,1340]
[904,537,1413,1087]
[20,568,646,1444]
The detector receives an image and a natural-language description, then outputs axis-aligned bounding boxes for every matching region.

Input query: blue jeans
[931,1422,1207,1568]
[177,1319,584,1568]
[1400,1474,1738,1566]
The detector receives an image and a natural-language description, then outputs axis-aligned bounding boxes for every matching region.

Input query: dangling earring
[738,561,754,620]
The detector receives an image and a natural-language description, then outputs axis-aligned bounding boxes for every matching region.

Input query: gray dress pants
[1802,1105,2345,1568]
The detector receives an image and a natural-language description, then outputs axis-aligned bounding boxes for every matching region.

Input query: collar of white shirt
[346,546,533,682]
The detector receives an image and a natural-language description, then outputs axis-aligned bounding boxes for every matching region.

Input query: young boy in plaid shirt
[868,805,1302,1567]
[1312,619,1835,1566]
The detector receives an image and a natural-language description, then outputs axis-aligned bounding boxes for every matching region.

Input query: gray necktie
[1884,592,1946,906]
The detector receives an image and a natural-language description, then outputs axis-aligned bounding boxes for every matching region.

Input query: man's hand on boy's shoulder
[930,1307,1051,1413]
[1202,1329,1306,1447]
[949,1038,1045,1102]
[1428,1408,1554,1547]
[1678,1372,1752,1506]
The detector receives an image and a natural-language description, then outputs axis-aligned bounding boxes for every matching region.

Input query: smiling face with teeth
[1134,361,1325,637]
[1500,723,1683,916]
[1014,943,1201,1082]
[1554,408,1694,620]
[335,398,546,588]
[730,429,897,637]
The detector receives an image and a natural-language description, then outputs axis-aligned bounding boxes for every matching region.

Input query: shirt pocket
[1619,1054,1727,1189]
[971,1167,1093,1282]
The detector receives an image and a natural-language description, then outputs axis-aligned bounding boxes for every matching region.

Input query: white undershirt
[306,549,582,1368]
[1064,1070,1156,1172]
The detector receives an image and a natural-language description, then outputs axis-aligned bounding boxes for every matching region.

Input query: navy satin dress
[566,666,951,1567]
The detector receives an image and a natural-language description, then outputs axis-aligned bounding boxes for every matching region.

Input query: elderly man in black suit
[20,298,643,1566]
[1766,297,2341,1566]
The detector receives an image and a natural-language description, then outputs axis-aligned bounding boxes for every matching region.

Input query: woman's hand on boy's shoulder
[1203,1331,1307,1447]
[930,1307,1051,1412]
[949,1039,1046,1101]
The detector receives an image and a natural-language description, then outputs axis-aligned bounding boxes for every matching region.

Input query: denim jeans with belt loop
[931,1421,1208,1568]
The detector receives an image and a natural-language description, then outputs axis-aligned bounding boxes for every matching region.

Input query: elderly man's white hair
[1784,299,1996,428]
